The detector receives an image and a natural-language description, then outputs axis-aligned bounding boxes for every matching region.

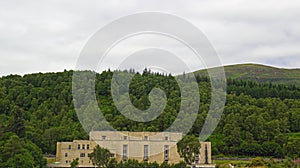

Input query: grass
[46,157,56,164]
[214,157,300,168]
[214,160,254,168]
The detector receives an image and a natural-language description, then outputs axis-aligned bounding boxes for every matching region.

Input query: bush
[249,157,265,167]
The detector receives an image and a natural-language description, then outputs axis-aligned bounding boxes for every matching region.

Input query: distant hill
[194,63,300,85]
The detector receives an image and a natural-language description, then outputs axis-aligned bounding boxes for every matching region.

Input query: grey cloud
[0,0,299,76]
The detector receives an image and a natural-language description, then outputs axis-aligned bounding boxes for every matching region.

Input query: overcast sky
[0,0,300,76]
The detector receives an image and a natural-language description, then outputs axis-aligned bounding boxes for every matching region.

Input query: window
[80,153,85,157]
[123,145,128,161]
[87,144,90,150]
[66,160,68,164]
[68,145,71,149]
[164,145,169,161]
[110,153,115,158]
[78,144,80,149]
[65,153,68,157]
[144,136,148,140]
[102,136,106,140]
[82,144,85,150]
[195,154,199,164]
[165,136,169,141]
[144,145,149,161]
[205,144,208,164]
[123,136,127,140]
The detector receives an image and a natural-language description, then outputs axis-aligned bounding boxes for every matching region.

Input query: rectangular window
[144,136,148,140]
[195,154,199,164]
[80,153,85,157]
[87,144,90,149]
[144,145,149,161]
[123,145,128,161]
[164,145,169,161]
[65,153,68,157]
[110,153,115,158]
[123,136,127,140]
[68,145,71,149]
[82,144,85,150]
[165,136,169,141]
[102,136,106,140]
[78,144,80,149]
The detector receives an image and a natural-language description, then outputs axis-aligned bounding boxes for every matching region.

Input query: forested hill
[194,63,300,85]
[0,68,300,167]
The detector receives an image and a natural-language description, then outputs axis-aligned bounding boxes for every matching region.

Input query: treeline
[227,78,300,99]
[0,70,300,167]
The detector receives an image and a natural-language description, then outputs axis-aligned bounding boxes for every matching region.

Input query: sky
[0,0,300,76]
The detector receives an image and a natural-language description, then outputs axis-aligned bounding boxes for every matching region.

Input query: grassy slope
[194,63,300,85]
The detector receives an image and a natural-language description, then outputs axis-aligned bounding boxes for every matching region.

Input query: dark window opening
[144,145,149,161]
[123,144,128,161]
[164,145,169,162]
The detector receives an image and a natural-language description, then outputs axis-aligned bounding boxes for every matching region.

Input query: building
[50,131,215,168]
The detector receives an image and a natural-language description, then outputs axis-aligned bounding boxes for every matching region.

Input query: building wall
[90,131,182,164]
[199,142,212,164]
[55,131,212,167]
[56,140,97,167]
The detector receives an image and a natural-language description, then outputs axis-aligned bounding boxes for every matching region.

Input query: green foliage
[248,157,265,167]
[107,159,188,168]
[70,158,79,168]
[283,137,300,159]
[177,134,200,164]
[0,68,299,162]
[5,105,25,138]
[0,133,46,167]
[88,145,111,167]
[267,158,300,168]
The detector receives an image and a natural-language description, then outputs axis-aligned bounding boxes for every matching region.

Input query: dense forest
[0,69,299,167]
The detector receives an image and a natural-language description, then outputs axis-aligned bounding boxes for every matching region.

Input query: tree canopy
[177,134,201,165]
[0,69,299,167]
[88,145,111,167]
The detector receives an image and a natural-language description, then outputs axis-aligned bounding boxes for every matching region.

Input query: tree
[70,158,79,168]
[5,106,25,138]
[284,137,300,159]
[107,158,117,168]
[88,145,111,167]
[261,141,283,158]
[0,133,45,167]
[177,135,200,165]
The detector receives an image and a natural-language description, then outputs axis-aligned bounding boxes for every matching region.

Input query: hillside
[0,68,300,166]
[194,63,300,85]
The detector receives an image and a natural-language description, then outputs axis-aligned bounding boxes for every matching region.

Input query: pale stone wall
[56,140,97,167]
[198,142,212,164]
[55,131,212,167]
[90,131,182,163]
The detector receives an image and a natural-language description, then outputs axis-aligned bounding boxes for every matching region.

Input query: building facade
[51,131,213,168]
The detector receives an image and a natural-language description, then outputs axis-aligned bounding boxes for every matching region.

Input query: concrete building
[50,131,215,168]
